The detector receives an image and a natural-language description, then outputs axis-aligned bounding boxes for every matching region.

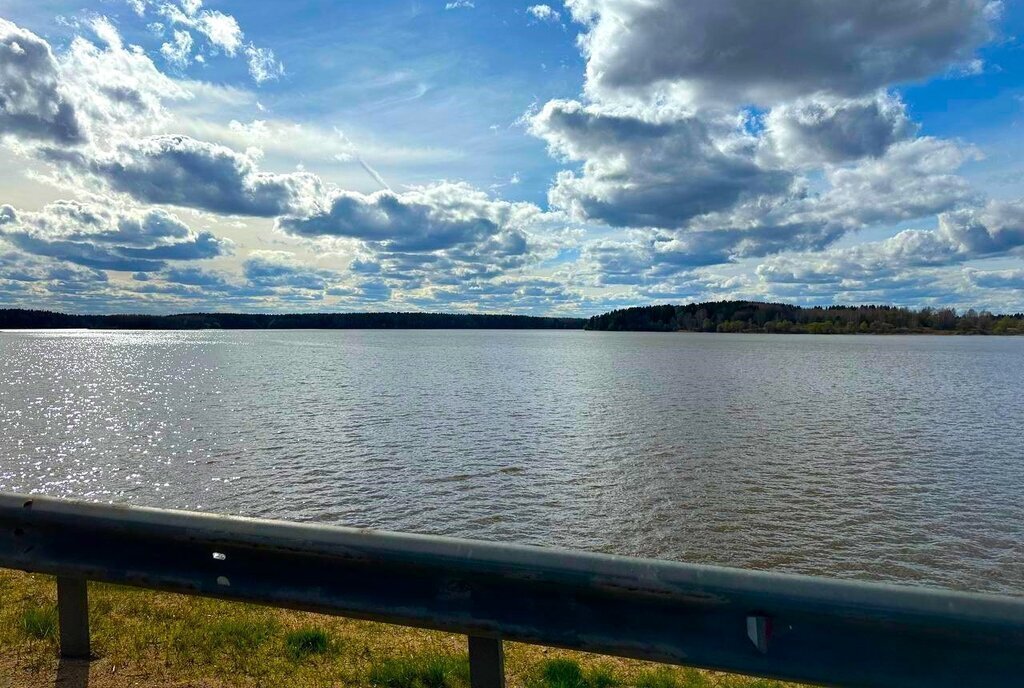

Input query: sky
[1,0,1024,316]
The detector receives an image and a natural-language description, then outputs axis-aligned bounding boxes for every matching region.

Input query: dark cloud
[278,182,534,251]
[236,252,396,303]
[0,200,230,271]
[47,135,323,217]
[0,248,107,285]
[243,251,336,290]
[531,99,792,228]
[0,18,84,144]
[277,182,550,293]
[281,191,495,250]
[570,0,999,105]
[763,93,917,166]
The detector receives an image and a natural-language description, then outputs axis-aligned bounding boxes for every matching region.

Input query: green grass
[529,658,621,688]
[210,618,278,652]
[284,626,332,661]
[19,604,58,641]
[368,653,471,688]
[635,666,712,688]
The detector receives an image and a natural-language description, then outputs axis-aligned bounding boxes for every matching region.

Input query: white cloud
[526,0,1007,294]
[126,0,148,16]
[148,0,276,82]
[0,199,230,271]
[160,30,194,67]
[244,44,284,84]
[2,3,1021,314]
[157,1,241,55]
[60,21,189,139]
[195,11,242,55]
[528,5,560,22]
[756,199,1024,290]
[445,1,475,9]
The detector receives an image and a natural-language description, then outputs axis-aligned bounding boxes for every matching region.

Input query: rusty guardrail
[1,492,1023,687]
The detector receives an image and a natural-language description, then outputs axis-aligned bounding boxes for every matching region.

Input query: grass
[19,605,58,641]
[528,658,620,688]
[284,627,332,661]
[368,653,470,688]
[0,569,801,688]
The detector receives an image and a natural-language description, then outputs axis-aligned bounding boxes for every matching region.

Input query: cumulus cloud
[721,137,976,243]
[157,1,243,56]
[277,183,564,298]
[237,251,391,303]
[939,200,1024,256]
[0,245,116,310]
[567,0,1000,106]
[130,0,279,83]
[243,250,336,290]
[523,0,1007,295]
[531,104,978,279]
[0,200,230,271]
[278,181,537,253]
[47,135,323,217]
[966,268,1024,290]
[565,133,984,287]
[0,247,107,286]
[0,16,187,146]
[530,99,792,228]
[757,200,1024,289]
[762,93,917,167]
[0,18,85,144]
[65,18,189,135]
[528,5,561,22]
[815,137,980,227]
[403,275,586,314]
[3,2,1018,314]
[160,29,194,67]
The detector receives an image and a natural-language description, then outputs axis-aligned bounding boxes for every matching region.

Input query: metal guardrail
[1,493,1023,688]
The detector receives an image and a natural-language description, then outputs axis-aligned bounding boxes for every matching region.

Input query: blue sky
[1,0,1024,314]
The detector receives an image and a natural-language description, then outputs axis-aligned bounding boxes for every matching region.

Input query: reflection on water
[1,329,1022,594]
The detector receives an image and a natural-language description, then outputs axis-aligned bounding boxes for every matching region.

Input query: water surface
[1,330,1021,594]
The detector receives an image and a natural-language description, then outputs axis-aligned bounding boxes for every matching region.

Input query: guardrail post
[57,577,90,659]
[468,636,504,688]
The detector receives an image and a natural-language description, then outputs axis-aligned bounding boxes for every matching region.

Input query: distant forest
[0,309,584,330]
[585,302,1024,335]
[4,302,1024,334]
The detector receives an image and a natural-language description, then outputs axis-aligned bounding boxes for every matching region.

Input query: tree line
[585,301,1024,334]
[4,302,1023,334]
[0,309,585,330]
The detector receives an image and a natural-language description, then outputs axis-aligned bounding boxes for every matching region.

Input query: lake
[1,330,1021,595]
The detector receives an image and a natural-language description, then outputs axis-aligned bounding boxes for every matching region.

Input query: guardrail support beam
[468,635,505,688]
[57,577,90,659]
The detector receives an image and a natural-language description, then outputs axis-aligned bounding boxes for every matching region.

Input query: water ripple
[1,330,1022,595]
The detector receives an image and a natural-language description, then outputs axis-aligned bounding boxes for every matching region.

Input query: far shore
[3,299,1023,335]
